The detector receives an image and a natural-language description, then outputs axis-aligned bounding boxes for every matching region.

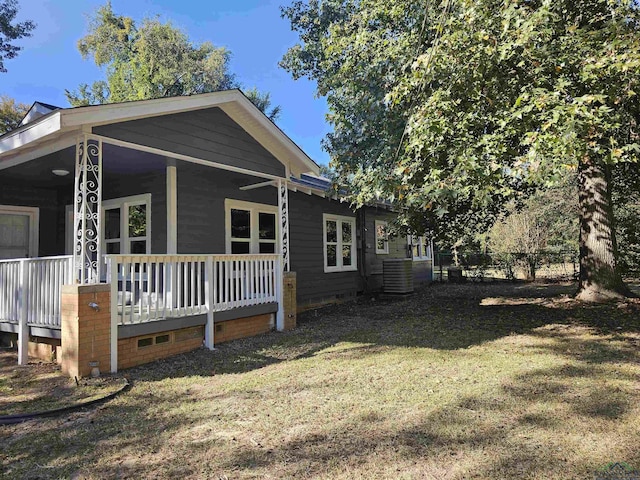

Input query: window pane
[0,214,29,259]
[326,220,337,243]
[231,209,250,239]
[343,245,352,266]
[105,209,120,240]
[377,239,386,251]
[259,213,276,240]
[231,241,250,254]
[376,223,386,240]
[130,240,146,254]
[106,242,120,254]
[326,245,337,267]
[259,242,276,253]
[342,221,352,243]
[129,205,146,237]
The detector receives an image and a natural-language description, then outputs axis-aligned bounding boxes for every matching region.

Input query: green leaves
[282,0,640,247]
[0,94,28,134]
[66,2,280,119]
[0,0,35,73]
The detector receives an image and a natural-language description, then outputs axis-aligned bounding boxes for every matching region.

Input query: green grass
[1,282,639,479]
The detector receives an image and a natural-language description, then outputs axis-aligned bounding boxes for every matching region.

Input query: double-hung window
[225,199,278,254]
[0,205,39,259]
[409,235,432,261]
[323,214,357,272]
[102,194,151,254]
[375,220,389,254]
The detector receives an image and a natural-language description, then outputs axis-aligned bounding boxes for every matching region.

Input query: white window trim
[0,205,39,258]
[224,199,278,254]
[375,220,389,255]
[323,213,357,273]
[101,194,152,255]
[408,235,433,261]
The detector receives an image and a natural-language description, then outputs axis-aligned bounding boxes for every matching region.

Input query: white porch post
[17,259,28,365]
[108,256,119,373]
[276,179,289,331]
[166,163,178,254]
[204,257,215,350]
[73,134,103,284]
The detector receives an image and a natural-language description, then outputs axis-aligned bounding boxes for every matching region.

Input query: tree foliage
[0,94,28,134]
[67,2,280,120]
[489,180,579,279]
[0,0,35,72]
[282,0,640,298]
[66,2,235,105]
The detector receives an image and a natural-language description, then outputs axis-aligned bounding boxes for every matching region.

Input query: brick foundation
[214,313,274,343]
[283,272,297,330]
[116,313,275,370]
[28,339,61,364]
[118,326,204,370]
[55,281,282,374]
[61,284,111,378]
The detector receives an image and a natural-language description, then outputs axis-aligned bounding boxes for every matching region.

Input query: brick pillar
[61,284,111,378]
[283,272,297,331]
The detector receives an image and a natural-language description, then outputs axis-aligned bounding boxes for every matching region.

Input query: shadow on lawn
[125,281,640,383]
[3,282,640,479]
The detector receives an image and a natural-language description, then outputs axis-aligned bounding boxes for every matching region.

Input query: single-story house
[0,90,432,374]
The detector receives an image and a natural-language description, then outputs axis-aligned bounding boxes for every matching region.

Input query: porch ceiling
[0,144,167,187]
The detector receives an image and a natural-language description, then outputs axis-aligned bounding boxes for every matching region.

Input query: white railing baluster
[190,260,196,314]
[129,261,135,324]
[145,260,151,322]
[162,261,168,319]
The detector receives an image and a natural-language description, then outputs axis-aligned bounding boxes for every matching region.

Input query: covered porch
[0,91,317,372]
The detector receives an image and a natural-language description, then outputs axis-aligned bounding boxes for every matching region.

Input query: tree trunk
[528,257,536,281]
[576,156,630,302]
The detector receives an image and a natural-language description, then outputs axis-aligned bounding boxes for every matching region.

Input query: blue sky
[2,0,330,165]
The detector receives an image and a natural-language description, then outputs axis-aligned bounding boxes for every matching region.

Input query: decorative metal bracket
[278,179,290,271]
[73,135,102,284]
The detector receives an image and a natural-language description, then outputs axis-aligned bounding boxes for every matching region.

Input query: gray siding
[0,182,65,256]
[289,191,363,306]
[176,163,277,254]
[94,107,286,178]
[362,207,433,291]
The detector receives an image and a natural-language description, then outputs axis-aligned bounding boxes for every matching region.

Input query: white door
[0,207,39,259]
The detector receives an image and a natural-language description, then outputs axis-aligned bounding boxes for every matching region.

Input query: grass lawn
[1,282,639,479]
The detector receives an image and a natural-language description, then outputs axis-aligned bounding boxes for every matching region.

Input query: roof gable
[0,90,319,178]
[93,107,286,178]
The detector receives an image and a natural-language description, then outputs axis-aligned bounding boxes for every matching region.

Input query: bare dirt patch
[0,351,126,416]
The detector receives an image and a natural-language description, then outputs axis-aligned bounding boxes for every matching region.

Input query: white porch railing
[106,254,280,325]
[0,256,74,328]
[1,253,283,367]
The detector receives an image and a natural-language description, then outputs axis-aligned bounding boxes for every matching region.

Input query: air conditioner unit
[383,259,414,294]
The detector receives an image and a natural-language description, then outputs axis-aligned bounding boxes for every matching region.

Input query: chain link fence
[434,251,579,282]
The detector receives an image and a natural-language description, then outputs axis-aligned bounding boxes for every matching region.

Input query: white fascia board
[217,99,320,178]
[0,133,77,171]
[60,90,241,129]
[0,112,62,155]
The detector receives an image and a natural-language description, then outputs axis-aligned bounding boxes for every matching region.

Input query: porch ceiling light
[52,169,70,177]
